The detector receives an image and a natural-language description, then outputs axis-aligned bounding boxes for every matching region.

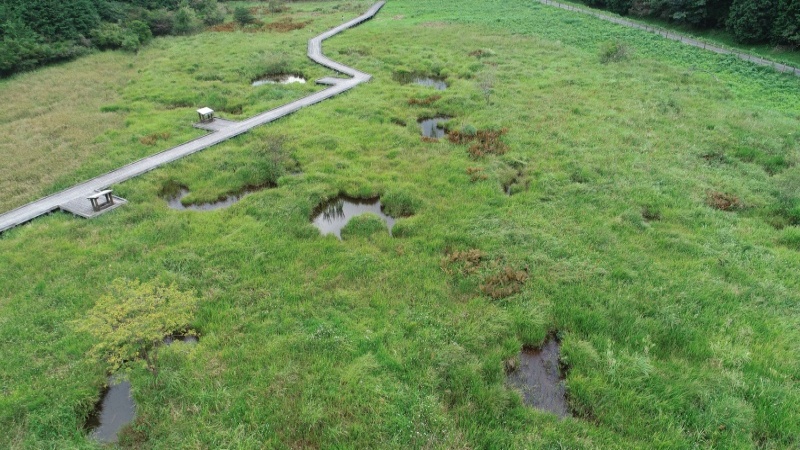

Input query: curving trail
[538,0,800,77]
[0,1,385,234]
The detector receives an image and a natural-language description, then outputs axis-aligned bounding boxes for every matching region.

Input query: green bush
[91,22,127,49]
[192,0,226,25]
[599,40,631,63]
[145,8,175,36]
[129,20,153,45]
[234,6,256,26]
[173,7,199,34]
[72,279,198,371]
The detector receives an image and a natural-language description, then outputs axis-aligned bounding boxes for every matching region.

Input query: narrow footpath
[0,1,385,234]
[538,0,800,77]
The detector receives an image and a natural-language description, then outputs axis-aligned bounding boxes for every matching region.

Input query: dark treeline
[0,0,226,76]
[579,0,799,46]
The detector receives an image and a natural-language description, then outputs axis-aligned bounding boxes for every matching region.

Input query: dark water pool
[413,77,447,90]
[311,195,395,239]
[418,117,448,138]
[165,184,272,211]
[164,334,199,345]
[507,337,570,418]
[86,377,136,443]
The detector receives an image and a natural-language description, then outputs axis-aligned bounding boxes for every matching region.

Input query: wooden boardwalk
[538,0,800,77]
[0,1,385,234]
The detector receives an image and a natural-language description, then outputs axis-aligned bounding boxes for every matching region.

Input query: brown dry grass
[139,132,171,146]
[447,128,509,158]
[466,167,487,182]
[706,190,743,211]
[209,22,236,32]
[407,94,441,106]
[0,52,134,212]
[265,18,312,32]
[480,266,528,299]
[441,248,485,276]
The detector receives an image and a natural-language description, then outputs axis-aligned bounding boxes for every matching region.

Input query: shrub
[173,7,200,34]
[145,9,175,36]
[192,0,226,25]
[72,279,198,371]
[128,20,152,45]
[234,6,256,26]
[91,22,127,49]
[253,134,298,181]
[599,40,631,63]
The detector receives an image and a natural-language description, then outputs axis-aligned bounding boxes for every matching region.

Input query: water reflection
[311,195,395,239]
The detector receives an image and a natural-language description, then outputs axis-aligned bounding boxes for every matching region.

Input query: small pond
[311,195,395,239]
[165,184,272,211]
[507,337,570,418]
[252,74,307,86]
[413,77,447,90]
[86,377,136,443]
[419,117,449,138]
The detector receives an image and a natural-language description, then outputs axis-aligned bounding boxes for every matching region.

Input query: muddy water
[86,378,136,442]
[311,195,395,239]
[164,334,199,345]
[419,117,448,138]
[252,74,307,86]
[413,77,447,90]
[507,338,570,418]
[166,184,272,211]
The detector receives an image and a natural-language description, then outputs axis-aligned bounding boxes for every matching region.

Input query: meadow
[1,0,799,448]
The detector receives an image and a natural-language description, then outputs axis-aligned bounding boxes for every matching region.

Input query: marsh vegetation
[1,0,799,448]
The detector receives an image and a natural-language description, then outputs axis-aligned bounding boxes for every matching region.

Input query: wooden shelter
[197,107,214,123]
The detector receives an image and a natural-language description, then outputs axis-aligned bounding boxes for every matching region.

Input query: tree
[233,6,256,26]
[173,6,198,34]
[727,0,778,43]
[773,0,800,47]
[20,0,101,41]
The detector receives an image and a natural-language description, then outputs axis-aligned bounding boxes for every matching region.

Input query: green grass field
[1,0,799,448]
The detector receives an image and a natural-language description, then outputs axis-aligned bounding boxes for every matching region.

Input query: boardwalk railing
[0,2,386,234]
[538,0,800,77]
